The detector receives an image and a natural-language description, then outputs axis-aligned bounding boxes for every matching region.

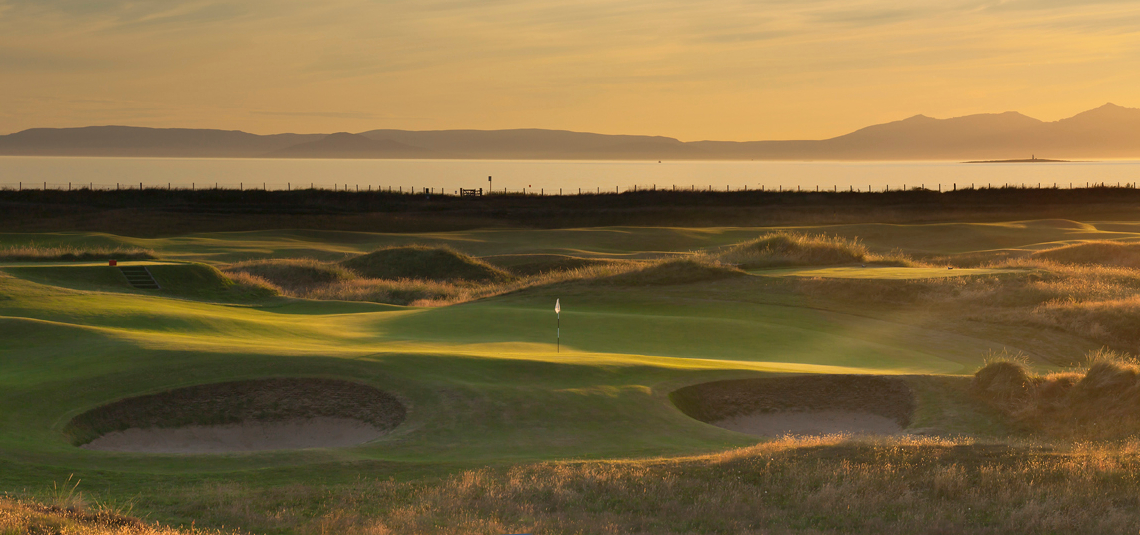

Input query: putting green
[751,266,1027,279]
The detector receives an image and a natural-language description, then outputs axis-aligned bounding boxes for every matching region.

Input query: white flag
[554,299,560,314]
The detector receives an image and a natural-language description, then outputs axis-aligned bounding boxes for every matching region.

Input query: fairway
[0,221,1130,532]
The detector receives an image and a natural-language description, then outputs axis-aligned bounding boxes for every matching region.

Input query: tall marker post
[555,298,561,353]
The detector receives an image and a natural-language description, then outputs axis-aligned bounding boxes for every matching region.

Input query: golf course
[4,216,1140,533]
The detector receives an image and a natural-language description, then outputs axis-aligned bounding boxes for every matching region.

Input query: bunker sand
[82,417,388,454]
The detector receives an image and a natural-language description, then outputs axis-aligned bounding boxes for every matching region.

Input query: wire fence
[0,180,1136,194]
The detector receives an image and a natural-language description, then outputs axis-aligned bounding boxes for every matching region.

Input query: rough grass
[105,436,1140,535]
[481,254,617,276]
[973,349,1140,439]
[0,244,156,262]
[341,245,512,283]
[300,277,477,306]
[223,258,354,292]
[221,255,700,306]
[219,271,282,297]
[792,257,1140,352]
[0,495,232,535]
[717,232,910,268]
[1031,240,1140,268]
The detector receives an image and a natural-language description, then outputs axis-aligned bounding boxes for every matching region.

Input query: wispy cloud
[1,0,1139,139]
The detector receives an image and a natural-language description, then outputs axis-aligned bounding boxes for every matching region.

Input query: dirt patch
[671,375,914,437]
[67,378,406,452]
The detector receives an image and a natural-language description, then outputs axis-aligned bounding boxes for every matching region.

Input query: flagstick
[557,311,560,353]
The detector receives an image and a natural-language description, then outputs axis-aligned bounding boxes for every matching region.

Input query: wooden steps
[119,266,160,289]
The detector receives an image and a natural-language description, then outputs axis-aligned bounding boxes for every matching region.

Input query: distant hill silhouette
[267,132,428,158]
[353,128,703,159]
[0,126,322,157]
[3,104,1140,160]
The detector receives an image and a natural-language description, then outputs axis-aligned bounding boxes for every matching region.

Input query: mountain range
[3,103,1139,161]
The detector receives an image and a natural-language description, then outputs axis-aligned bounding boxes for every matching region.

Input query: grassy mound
[671,375,915,427]
[0,244,155,262]
[600,258,744,286]
[482,254,615,276]
[972,350,1140,438]
[65,378,406,446]
[149,263,279,301]
[720,232,906,268]
[224,258,355,292]
[341,245,511,282]
[1031,240,1140,268]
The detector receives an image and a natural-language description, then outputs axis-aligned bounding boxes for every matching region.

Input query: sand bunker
[68,378,406,453]
[83,417,388,453]
[672,375,914,437]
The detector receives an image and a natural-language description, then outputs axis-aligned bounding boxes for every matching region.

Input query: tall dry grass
[223,258,353,292]
[0,244,155,262]
[302,260,662,306]
[221,255,732,306]
[1031,240,1140,268]
[973,349,1140,439]
[717,232,912,268]
[0,496,232,535]
[140,435,1140,534]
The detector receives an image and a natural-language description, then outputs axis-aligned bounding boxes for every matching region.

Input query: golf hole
[68,378,406,453]
[671,375,914,437]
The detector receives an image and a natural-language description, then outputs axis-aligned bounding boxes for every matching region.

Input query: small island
[964,155,1071,163]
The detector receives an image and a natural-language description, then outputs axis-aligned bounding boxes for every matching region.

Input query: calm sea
[1,157,1138,194]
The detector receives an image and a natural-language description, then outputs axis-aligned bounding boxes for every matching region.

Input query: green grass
[0,221,1133,533]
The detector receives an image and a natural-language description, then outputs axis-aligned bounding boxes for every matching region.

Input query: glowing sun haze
[2,0,1138,140]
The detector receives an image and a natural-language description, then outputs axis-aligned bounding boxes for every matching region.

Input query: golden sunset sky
[2,0,1138,140]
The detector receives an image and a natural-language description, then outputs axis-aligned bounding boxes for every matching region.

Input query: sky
[1,0,1139,140]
